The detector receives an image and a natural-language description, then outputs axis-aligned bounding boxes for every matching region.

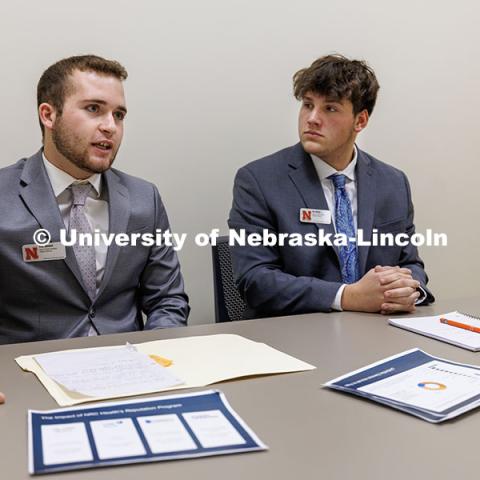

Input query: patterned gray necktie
[70,183,96,299]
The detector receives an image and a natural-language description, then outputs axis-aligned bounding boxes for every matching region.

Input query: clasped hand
[342,265,420,314]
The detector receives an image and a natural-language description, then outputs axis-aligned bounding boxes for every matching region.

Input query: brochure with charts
[28,389,267,474]
[389,311,480,351]
[324,349,480,423]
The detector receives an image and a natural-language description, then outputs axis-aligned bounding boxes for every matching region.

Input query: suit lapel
[356,149,376,276]
[18,150,87,293]
[287,144,338,256]
[96,169,130,298]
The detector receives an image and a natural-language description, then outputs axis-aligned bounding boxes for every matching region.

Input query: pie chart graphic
[418,381,447,391]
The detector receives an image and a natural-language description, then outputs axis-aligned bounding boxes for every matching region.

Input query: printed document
[137,414,197,454]
[41,423,93,466]
[34,344,184,397]
[182,410,246,448]
[90,418,146,459]
[359,360,480,413]
[325,349,480,422]
[28,390,267,474]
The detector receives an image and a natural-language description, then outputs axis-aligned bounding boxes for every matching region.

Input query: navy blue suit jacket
[228,143,434,318]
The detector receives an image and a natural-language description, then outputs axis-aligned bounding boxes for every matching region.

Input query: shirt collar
[42,152,102,198]
[310,145,358,182]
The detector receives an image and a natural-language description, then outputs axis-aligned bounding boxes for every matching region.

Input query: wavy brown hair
[293,54,379,115]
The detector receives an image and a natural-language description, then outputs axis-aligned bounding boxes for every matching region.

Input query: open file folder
[16,334,316,406]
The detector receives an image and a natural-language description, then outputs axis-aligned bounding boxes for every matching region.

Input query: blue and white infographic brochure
[324,348,480,423]
[28,389,267,474]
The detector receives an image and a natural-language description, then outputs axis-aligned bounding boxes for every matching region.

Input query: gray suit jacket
[228,143,434,319]
[0,150,189,344]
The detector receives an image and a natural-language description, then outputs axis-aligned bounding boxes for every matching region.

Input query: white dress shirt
[310,146,358,311]
[42,154,109,290]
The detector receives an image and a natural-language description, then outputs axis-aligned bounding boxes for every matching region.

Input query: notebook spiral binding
[459,312,480,321]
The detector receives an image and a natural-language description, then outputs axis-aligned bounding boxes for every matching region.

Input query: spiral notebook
[389,311,480,351]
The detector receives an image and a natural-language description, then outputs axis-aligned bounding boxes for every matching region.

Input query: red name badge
[299,208,331,224]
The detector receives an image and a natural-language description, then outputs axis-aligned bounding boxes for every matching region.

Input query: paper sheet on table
[358,359,480,413]
[389,311,480,351]
[34,344,183,397]
[16,334,316,406]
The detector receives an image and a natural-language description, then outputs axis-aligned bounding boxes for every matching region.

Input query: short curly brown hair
[37,54,128,137]
[293,54,379,115]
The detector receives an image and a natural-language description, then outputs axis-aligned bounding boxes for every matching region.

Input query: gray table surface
[1,298,480,479]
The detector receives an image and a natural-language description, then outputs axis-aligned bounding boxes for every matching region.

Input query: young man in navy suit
[229,54,434,319]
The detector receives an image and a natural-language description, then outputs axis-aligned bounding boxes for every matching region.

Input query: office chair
[211,236,247,322]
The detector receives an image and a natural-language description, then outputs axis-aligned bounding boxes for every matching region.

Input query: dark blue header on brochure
[332,349,433,390]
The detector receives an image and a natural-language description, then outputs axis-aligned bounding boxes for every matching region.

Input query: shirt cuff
[415,286,427,305]
[331,284,346,311]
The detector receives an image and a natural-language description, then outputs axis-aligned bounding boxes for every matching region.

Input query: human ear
[354,110,369,132]
[38,103,57,132]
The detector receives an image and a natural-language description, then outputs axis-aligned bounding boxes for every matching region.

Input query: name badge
[299,208,331,224]
[22,243,66,262]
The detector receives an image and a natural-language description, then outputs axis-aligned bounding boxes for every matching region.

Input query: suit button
[89,308,96,318]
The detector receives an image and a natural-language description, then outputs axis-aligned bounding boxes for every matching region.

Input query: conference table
[1,298,479,479]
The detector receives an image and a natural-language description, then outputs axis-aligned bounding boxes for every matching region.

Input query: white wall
[1,0,478,324]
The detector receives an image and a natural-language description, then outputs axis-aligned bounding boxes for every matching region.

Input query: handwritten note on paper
[34,345,184,398]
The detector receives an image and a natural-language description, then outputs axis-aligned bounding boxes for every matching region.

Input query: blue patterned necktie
[329,174,359,284]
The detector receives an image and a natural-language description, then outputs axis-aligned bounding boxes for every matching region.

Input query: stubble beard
[52,118,118,175]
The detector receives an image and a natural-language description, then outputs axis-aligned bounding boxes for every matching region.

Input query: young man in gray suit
[0,55,189,344]
[229,54,434,319]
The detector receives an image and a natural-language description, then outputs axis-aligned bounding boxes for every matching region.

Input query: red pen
[440,317,480,334]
